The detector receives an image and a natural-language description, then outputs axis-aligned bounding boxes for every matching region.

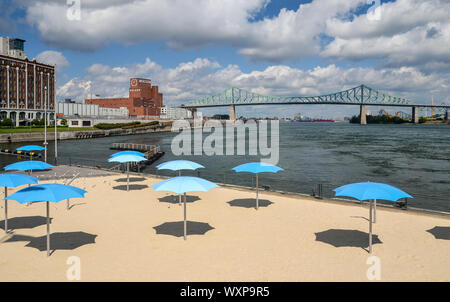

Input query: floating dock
[0,148,42,159]
[111,143,158,152]
[110,143,165,171]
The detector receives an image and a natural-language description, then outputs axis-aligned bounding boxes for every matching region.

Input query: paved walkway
[22,165,117,181]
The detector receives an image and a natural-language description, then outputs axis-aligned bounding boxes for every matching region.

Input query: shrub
[94,121,160,130]
[349,115,408,124]
[31,118,45,126]
[0,118,13,127]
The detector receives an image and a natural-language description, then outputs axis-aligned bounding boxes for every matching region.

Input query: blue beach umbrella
[5,184,87,256]
[110,150,146,158]
[156,160,205,204]
[152,176,220,240]
[156,160,205,172]
[4,161,54,177]
[232,162,284,210]
[333,182,413,253]
[108,154,147,191]
[0,173,39,233]
[16,145,46,151]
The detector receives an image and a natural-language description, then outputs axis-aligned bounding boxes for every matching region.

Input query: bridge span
[181,85,450,124]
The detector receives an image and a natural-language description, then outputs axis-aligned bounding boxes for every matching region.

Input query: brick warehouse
[85,78,163,118]
[0,37,56,126]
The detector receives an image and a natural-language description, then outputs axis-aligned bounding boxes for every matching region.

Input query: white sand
[0,174,449,281]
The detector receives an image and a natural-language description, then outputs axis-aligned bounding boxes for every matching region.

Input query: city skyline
[2,0,450,118]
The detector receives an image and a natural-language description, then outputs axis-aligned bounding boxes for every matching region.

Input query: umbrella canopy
[16,145,46,151]
[232,162,284,174]
[0,173,39,188]
[156,160,205,171]
[110,150,145,158]
[4,161,54,172]
[0,173,39,233]
[4,184,87,256]
[5,184,87,204]
[108,154,147,192]
[333,182,413,202]
[152,176,219,194]
[333,182,412,254]
[232,162,283,210]
[156,160,205,205]
[108,154,147,163]
[152,176,219,240]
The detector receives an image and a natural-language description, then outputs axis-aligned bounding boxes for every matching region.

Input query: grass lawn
[0,127,97,133]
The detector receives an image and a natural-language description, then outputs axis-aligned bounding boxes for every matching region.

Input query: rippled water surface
[1,122,449,211]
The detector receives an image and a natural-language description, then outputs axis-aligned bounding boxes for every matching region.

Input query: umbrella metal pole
[4,187,7,233]
[127,162,129,192]
[184,192,187,241]
[46,201,50,257]
[178,170,182,205]
[373,199,377,223]
[67,198,70,210]
[256,174,259,210]
[369,199,373,254]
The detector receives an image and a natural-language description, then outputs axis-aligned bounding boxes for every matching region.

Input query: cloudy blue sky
[1,0,449,118]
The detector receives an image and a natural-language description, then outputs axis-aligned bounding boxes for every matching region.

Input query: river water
[1,122,449,212]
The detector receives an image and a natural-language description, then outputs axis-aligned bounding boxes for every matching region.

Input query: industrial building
[160,106,192,120]
[56,101,129,118]
[85,78,163,118]
[0,36,55,126]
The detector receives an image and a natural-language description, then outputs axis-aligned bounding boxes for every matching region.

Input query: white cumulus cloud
[56,56,450,119]
[35,50,70,71]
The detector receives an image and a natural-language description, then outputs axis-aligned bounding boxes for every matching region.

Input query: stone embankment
[0,123,173,143]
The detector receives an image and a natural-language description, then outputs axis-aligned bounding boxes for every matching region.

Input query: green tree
[1,118,13,127]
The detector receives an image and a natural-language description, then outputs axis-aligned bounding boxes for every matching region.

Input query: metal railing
[48,156,449,214]
[111,143,160,152]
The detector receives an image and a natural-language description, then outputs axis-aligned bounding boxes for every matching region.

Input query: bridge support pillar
[230,104,236,121]
[190,108,198,119]
[412,106,419,124]
[445,110,449,121]
[360,105,367,125]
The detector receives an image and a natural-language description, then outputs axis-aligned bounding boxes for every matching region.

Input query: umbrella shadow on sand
[350,216,370,222]
[227,198,274,209]
[427,226,450,240]
[115,177,146,183]
[0,216,53,231]
[315,229,382,253]
[4,232,97,255]
[153,221,214,238]
[113,184,148,191]
[158,195,200,204]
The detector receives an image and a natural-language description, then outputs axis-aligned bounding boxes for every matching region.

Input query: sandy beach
[0,172,449,282]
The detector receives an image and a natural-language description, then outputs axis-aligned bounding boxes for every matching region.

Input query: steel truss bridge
[182,85,449,123]
[184,85,415,107]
